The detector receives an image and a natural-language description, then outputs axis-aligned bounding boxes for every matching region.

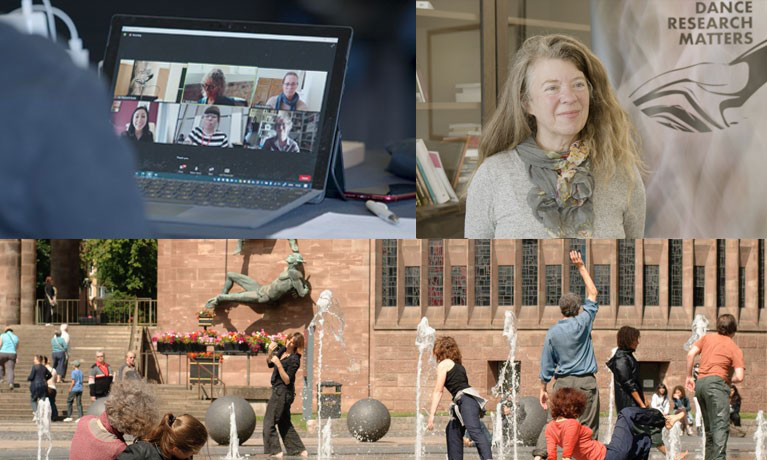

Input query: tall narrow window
[669,239,683,307]
[405,267,420,307]
[717,240,726,307]
[545,265,562,305]
[451,266,467,305]
[618,240,635,305]
[474,240,491,306]
[522,240,538,305]
[594,265,611,306]
[568,239,586,298]
[644,265,659,306]
[498,266,514,306]
[760,240,764,309]
[694,266,705,307]
[428,240,443,306]
[739,266,745,309]
[381,240,397,307]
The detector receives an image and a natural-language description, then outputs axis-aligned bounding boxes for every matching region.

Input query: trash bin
[319,381,342,419]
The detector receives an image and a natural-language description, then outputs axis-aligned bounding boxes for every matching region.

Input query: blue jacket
[539,299,599,382]
[0,331,18,354]
[51,336,68,353]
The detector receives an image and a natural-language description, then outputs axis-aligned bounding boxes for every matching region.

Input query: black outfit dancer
[263,333,307,457]
[28,357,51,412]
[428,336,492,460]
[606,326,645,412]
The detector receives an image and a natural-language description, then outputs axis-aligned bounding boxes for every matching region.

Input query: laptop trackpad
[147,202,195,217]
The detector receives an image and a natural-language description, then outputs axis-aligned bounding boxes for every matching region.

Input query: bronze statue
[205,239,309,308]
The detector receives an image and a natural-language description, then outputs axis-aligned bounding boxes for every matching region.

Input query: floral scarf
[516,136,594,237]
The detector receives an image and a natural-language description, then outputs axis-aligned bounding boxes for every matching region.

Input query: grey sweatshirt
[465,149,645,238]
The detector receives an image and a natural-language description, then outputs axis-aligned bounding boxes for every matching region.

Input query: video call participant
[198,68,236,106]
[185,106,231,148]
[261,116,300,152]
[266,72,308,111]
[122,106,154,142]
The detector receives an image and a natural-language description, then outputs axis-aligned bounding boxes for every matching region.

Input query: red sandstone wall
[157,239,766,415]
[157,239,373,412]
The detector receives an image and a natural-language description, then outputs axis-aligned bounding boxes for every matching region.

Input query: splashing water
[321,420,334,458]
[605,347,618,443]
[684,314,709,351]
[415,317,436,460]
[755,410,766,460]
[35,398,52,460]
[223,402,242,460]
[694,396,705,460]
[664,423,682,460]
[490,310,519,460]
[311,290,345,460]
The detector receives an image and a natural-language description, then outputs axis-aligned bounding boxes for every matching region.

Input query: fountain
[222,402,242,460]
[684,314,708,459]
[605,347,617,443]
[684,314,709,351]
[34,398,52,460]
[415,317,436,460]
[490,310,519,460]
[310,290,346,460]
[664,423,682,460]
[756,410,766,460]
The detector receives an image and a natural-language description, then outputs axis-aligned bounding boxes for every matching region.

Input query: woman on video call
[465,34,645,239]
[122,106,154,142]
[266,72,308,111]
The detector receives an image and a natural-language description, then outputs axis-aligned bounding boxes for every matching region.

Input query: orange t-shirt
[694,333,745,384]
[546,418,606,460]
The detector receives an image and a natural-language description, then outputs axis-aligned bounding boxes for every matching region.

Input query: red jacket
[545,418,606,460]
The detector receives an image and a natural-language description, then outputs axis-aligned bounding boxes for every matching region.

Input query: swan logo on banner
[629,39,767,133]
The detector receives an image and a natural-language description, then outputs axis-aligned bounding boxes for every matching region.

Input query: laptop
[102,15,352,229]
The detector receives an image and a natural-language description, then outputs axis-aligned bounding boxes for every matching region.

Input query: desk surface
[153,148,415,238]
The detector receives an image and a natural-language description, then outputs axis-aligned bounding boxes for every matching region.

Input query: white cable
[10,4,78,41]
[40,0,56,42]
[20,0,34,34]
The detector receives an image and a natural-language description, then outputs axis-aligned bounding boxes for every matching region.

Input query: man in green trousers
[686,314,745,460]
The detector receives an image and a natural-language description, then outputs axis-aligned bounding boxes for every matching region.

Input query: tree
[35,239,51,299]
[81,240,157,298]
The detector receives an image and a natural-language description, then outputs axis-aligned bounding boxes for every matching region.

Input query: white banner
[591,0,767,236]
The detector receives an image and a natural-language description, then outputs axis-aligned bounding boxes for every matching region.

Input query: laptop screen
[107,22,343,190]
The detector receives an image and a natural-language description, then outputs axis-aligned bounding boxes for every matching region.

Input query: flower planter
[157,343,170,354]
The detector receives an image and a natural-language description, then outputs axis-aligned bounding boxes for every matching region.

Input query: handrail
[34,298,157,325]
[193,356,225,400]
[142,328,164,384]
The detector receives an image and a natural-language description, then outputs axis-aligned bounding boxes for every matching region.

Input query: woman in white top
[465,34,645,238]
[650,383,670,415]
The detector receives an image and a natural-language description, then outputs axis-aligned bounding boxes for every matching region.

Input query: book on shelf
[416,64,428,103]
[415,1,434,9]
[447,135,480,197]
[416,139,455,204]
[448,122,481,137]
[455,82,481,103]
[428,150,459,202]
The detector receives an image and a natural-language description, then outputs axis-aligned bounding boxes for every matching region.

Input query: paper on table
[267,212,416,238]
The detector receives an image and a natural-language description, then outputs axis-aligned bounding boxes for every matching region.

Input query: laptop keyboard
[137,178,310,210]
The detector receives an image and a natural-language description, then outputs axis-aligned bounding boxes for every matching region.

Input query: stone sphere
[346,398,391,442]
[86,397,107,417]
[205,396,256,445]
[517,396,547,446]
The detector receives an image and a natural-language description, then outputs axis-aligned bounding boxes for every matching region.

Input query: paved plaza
[0,419,757,459]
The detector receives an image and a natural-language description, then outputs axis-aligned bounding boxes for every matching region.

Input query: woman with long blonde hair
[465,34,645,238]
